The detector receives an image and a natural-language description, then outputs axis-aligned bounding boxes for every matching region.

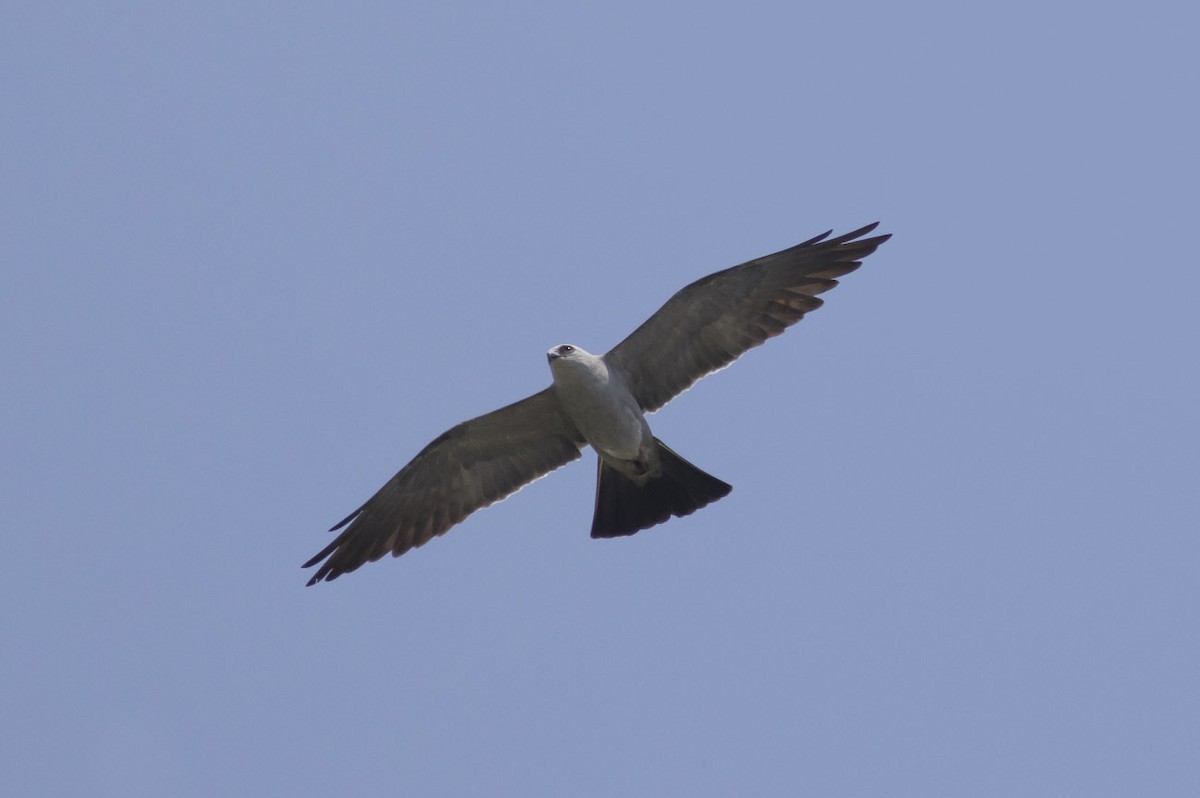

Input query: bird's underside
[304,222,890,584]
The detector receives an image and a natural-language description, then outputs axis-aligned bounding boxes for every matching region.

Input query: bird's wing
[304,386,584,584]
[604,223,890,413]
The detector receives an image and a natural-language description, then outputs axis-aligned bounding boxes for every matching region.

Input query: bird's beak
[546,351,560,363]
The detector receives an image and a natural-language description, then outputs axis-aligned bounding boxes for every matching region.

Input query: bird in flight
[304,223,890,584]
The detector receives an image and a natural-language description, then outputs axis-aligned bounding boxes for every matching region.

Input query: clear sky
[3,2,1197,796]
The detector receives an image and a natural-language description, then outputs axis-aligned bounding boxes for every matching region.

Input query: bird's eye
[561,345,574,354]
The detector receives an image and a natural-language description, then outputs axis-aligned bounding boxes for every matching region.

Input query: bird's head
[546,343,584,364]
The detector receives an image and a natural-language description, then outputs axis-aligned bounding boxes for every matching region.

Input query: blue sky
[3,2,1197,795]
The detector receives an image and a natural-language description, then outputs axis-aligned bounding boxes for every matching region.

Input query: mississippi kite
[304,223,889,584]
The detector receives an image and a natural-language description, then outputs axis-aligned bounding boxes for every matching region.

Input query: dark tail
[590,438,732,539]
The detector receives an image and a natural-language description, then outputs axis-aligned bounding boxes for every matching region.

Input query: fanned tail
[590,438,731,538]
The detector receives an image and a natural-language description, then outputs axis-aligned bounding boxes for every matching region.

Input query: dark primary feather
[303,387,584,585]
[604,223,890,412]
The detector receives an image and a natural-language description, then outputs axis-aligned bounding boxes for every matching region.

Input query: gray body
[546,344,658,481]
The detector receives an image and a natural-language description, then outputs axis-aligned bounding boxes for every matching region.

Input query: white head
[546,343,586,363]
[546,344,600,378]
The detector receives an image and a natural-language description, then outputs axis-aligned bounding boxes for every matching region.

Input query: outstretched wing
[304,386,584,585]
[604,223,890,412]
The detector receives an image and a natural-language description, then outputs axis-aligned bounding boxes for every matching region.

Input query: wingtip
[798,221,888,250]
[301,530,347,585]
[830,221,885,244]
[329,506,363,532]
[797,228,835,247]
[859,221,891,243]
[302,560,336,586]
